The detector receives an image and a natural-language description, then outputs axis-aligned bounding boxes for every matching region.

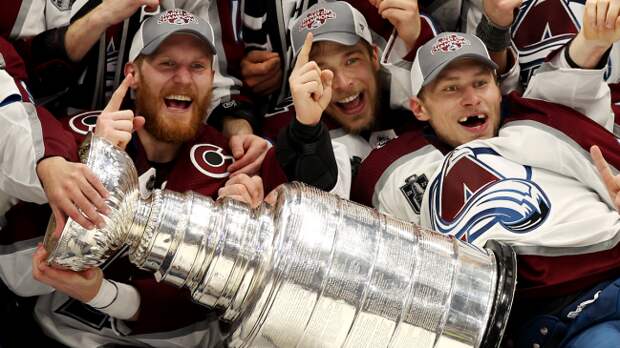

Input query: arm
[523,0,619,129]
[476,0,523,74]
[64,0,157,62]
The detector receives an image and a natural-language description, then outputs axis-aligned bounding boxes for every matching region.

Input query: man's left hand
[32,245,103,303]
[227,134,270,176]
[217,174,264,208]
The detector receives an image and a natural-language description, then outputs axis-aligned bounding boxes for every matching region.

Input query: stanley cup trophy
[44,135,516,348]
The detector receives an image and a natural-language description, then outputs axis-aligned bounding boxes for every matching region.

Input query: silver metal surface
[44,134,516,347]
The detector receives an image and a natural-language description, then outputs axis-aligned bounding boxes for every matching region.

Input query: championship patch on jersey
[400,174,428,214]
[430,34,470,55]
[50,0,76,11]
[299,8,336,31]
[428,146,551,242]
[157,9,197,25]
[190,144,234,179]
[69,111,99,135]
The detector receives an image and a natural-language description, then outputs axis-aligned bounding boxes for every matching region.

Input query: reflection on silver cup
[45,135,516,347]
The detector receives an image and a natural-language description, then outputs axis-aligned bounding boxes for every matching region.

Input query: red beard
[135,82,211,143]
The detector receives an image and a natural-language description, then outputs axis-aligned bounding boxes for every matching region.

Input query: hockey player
[25,10,266,347]
[353,0,620,345]
[256,1,443,199]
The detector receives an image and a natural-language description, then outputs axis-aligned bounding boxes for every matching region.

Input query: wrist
[476,15,511,52]
[86,279,141,320]
[569,33,611,69]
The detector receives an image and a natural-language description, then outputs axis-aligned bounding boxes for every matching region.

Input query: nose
[172,65,192,84]
[461,86,481,107]
[332,70,353,91]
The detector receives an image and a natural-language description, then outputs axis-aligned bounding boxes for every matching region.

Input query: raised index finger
[103,74,133,113]
[294,32,314,70]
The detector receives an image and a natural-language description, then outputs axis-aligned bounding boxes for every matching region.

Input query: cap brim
[141,30,216,57]
[293,32,360,57]
[422,54,498,89]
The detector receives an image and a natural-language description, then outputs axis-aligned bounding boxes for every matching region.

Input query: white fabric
[87,279,141,320]
[0,70,47,204]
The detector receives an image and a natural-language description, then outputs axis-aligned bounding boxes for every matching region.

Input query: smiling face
[310,41,380,134]
[128,34,214,143]
[410,59,501,148]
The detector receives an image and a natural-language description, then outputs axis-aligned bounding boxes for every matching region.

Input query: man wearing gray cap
[354,3,620,346]
[26,9,265,347]
[261,1,436,199]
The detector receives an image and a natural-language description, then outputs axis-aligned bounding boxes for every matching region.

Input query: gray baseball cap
[411,32,497,96]
[290,1,373,57]
[129,9,216,62]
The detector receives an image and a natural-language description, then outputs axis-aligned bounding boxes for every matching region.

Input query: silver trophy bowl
[44,135,516,347]
[43,134,140,271]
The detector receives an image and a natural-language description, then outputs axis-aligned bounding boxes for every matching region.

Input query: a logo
[299,8,336,31]
[158,9,197,25]
[428,147,551,242]
[222,100,238,109]
[400,174,428,214]
[430,34,471,55]
[69,111,99,135]
[190,144,234,179]
[50,0,76,11]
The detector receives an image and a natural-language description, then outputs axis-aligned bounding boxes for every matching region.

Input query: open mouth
[164,94,193,110]
[334,92,365,115]
[458,114,487,129]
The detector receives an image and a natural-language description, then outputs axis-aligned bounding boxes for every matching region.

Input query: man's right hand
[94,0,159,27]
[37,157,110,230]
[288,33,334,127]
[95,74,145,150]
[241,50,283,96]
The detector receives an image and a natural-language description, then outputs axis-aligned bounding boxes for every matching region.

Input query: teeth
[165,95,192,102]
[458,114,486,123]
[338,93,359,104]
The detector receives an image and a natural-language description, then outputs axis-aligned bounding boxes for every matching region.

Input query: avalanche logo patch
[430,34,470,55]
[69,111,99,135]
[299,8,336,31]
[428,147,551,242]
[190,144,234,179]
[158,9,197,25]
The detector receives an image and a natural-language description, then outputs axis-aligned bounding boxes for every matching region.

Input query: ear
[409,96,430,121]
[371,45,380,71]
[124,63,140,88]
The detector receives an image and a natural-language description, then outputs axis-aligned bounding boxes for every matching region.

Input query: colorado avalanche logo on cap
[157,9,197,25]
[430,34,471,55]
[190,144,234,179]
[69,111,100,135]
[299,8,336,31]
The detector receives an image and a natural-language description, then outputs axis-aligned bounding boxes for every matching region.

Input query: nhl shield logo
[299,8,336,31]
[157,9,197,25]
[431,34,471,55]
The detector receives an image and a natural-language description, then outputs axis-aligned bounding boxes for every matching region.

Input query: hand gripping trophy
[44,135,516,348]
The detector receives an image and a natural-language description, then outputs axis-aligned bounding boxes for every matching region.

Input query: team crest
[158,9,197,25]
[431,34,470,55]
[190,144,234,179]
[69,111,99,135]
[299,8,336,31]
[50,0,76,11]
[428,147,551,242]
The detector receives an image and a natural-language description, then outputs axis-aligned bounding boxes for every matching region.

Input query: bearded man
[3,9,267,347]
